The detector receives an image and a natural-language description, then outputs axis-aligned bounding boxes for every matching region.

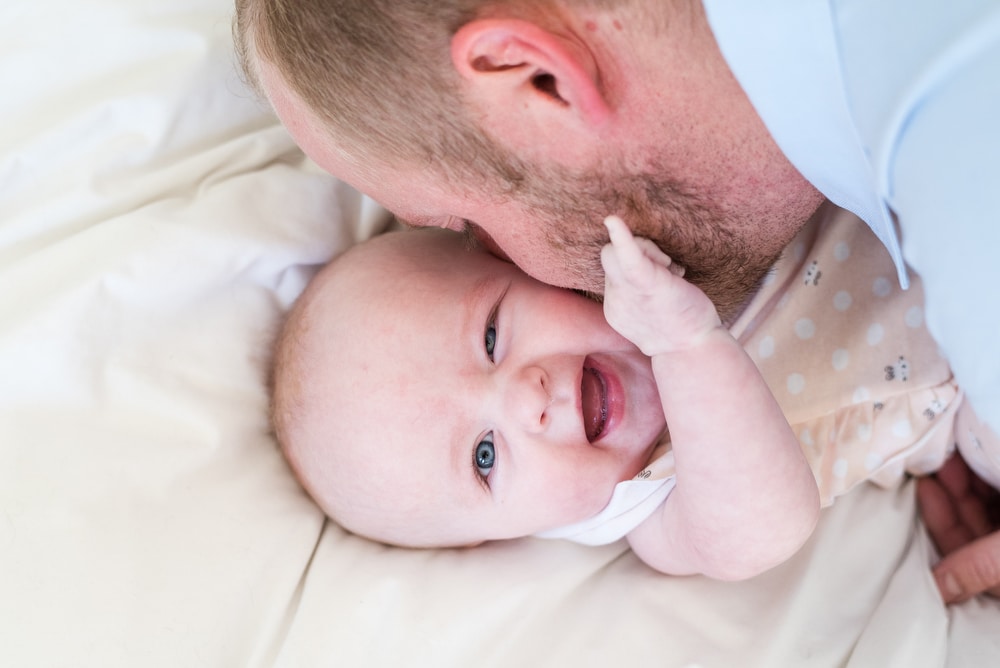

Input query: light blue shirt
[703,0,1000,431]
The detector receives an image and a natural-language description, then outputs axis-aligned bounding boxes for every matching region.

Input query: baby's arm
[601,216,819,581]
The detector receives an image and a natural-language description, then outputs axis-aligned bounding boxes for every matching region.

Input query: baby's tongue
[581,367,606,443]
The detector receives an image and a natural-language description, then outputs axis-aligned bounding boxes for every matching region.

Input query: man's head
[271,228,665,547]
[236,0,824,319]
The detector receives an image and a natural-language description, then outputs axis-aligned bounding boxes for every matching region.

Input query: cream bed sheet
[2,1,998,666]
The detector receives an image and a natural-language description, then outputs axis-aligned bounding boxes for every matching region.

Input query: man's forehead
[261,69,483,217]
[257,58,388,184]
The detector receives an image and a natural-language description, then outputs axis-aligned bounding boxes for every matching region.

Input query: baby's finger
[606,215,687,279]
[603,216,653,280]
[630,236,686,277]
[600,242,623,283]
[603,215,634,246]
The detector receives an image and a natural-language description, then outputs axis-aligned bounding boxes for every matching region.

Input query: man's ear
[450,19,611,129]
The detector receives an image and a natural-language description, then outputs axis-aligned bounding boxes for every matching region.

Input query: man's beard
[517,166,786,323]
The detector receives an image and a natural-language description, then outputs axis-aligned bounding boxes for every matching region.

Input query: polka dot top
[537,203,997,546]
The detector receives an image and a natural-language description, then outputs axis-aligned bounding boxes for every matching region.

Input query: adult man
[235,0,1000,601]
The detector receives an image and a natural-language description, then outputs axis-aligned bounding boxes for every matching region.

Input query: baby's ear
[450,18,611,134]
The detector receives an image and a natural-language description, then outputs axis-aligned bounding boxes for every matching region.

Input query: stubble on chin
[531,177,782,323]
[546,223,777,323]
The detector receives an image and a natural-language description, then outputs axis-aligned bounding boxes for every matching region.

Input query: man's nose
[505,365,552,434]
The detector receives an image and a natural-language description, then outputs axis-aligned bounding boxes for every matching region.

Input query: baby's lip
[581,363,607,443]
[581,355,623,444]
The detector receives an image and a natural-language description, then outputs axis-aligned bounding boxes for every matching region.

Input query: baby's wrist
[642,320,729,358]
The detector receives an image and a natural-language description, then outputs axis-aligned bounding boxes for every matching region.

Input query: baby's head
[271,228,665,548]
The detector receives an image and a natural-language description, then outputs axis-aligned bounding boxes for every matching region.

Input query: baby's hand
[601,215,722,356]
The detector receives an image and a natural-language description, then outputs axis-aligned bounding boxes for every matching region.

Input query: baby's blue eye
[475,432,496,478]
[484,321,497,360]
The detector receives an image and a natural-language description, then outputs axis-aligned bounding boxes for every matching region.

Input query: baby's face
[299,231,666,546]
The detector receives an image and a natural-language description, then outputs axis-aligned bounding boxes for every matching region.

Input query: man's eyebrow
[460,223,482,251]
[395,214,457,230]
[395,215,481,249]
[395,214,429,228]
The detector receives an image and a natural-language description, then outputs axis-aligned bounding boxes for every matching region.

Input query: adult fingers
[935,453,972,497]
[932,530,1000,604]
[933,455,995,537]
[917,475,975,556]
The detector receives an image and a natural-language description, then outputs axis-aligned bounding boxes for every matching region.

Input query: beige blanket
[2,1,997,666]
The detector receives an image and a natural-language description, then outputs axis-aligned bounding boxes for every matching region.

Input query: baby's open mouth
[581,365,608,443]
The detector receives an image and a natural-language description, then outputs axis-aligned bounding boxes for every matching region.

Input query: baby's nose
[506,365,551,433]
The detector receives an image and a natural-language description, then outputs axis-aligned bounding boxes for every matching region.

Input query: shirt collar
[701,0,908,287]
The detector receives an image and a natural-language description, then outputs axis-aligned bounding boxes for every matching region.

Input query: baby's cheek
[535,453,621,527]
[564,470,617,521]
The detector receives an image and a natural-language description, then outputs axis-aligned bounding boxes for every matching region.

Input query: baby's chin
[616,425,666,476]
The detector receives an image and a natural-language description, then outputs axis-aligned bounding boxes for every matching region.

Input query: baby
[271,211,999,581]
[271,216,820,581]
